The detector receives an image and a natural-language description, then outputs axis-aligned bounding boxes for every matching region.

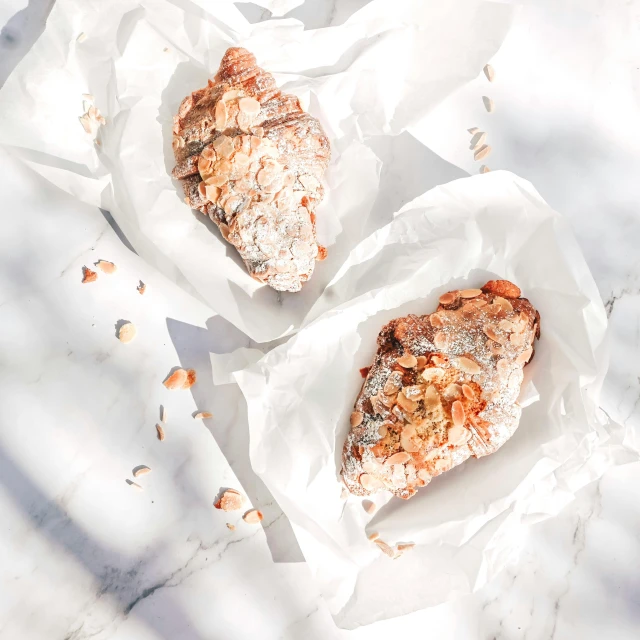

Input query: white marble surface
[1,1,640,639]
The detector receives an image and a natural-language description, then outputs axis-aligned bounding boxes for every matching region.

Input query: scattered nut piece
[126,479,143,491]
[374,539,396,558]
[194,411,213,419]
[456,356,481,375]
[363,500,377,515]
[156,424,165,441]
[385,452,411,465]
[96,260,117,274]
[459,288,482,298]
[182,369,197,389]
[118,322,137,344]
[397,353,417,368]
[482,96,495,112]
[82,266,97,283]
[483,63,496,82]
[469,131,486,150]
[163,368,187,389]
[243,509,264,524]
[226,523,236,530]
[480,165,491,174]
[359,367,370,379]
[137,281,146,295]
[133,466,151,477]
[215,489,245,512]
[451,400,465,427]
[368,531,380,541]
[439,292,457,305]
[396,542,415,552]
[350,411,364,427]
[416,355,428,368]
[474,144,492,161]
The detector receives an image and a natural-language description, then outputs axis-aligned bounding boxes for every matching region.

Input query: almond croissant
[171,47,331,292]
[342,280,540,500]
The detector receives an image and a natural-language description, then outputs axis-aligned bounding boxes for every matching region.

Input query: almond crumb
[214,489,244,512]
[160,406,167,423]
[156,424,165,441]
[396,542,415,552]
[226,523,235,530]
[137,281,146,295]
[194,412,213,419]
[82,266,97,283]
[182,369,197,389]
[368,532,380,541]
[163,368,187,389]
[96,260,117,274]
[133,466,151,477]
[243,509,264,525]
[118,322,136,344]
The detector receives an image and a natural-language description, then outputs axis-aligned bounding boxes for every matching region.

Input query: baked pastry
[171,47,331,292]
[341,280,540,499]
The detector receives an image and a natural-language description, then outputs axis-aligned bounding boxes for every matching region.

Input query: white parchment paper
[0,0,512,342]
[235,171,635,628]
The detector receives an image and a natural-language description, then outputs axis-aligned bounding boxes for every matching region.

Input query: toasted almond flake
[118,322,137,344]
[126,479,143,491]
[350,411,364,427]
[362,460,382,474]
[133,466,151,477]
[483,63,496,82]
[163,368,187,390]
[96,260,117,274]
[368,531,380,541]
[360,474,384,491]
[396,542,415,552]
[456,356,481,375]
[483,325,504,344]
[363,500,377,515]
[76,32,87,43]
[156,424,165,441]
[215,100,227,130]
[448,424,470,446]
[431,355,447,367]
[460,288,482,298]
[434,332,447,350]
[226,523,236,530]
[238,97,261,116]
[194,411,213,419]
[421,367,444,382]
[378,424,388,437]
[516,347,534,365]
[462,384,476,400]
[499,319,515,332]
[474,144,492,161]
[182,369,197,389]
[385,452,411,465]
[374,539,396,558]
[496,358,511,376]
[198,181,207,198]
[444,383,462,400]
[451,401,465,427]
[480,165,491,174]
[439,292,457,305]
[415,356,427,368]
[494,296,514,313]
[510,332,526,346]
[243,509,263,525]
[137,281,146,295]
[82,266,97,283]
[482,96,495,112]
[469,132,486,150]
[397,353,417,368]
[215,489,245,512]
[396,391,418,413]
[79,114,94,134]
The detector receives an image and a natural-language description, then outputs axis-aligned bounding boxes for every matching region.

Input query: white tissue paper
[0,0,513,342]
[235,171,635,628]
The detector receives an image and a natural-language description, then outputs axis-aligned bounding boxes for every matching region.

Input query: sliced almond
[156,424,165,441]
[238,97,261,116]
[498,319,515,332]
[483,325,505,344]
[431,355,447,367]
[482,96,495,112]
[396,542,415,552]
[362,460,382,474]
[226,523,236,530]
[82,266,97,283]
[447,424,469,446]
[416,355,428,368]
[489,342,505,356]
[423,385,441,408]
[444,383,462,399]
[350,411,364,427]
[451,400,465,427]
[474,144,492,161]
[126,479,143,491]
[480,165,491,174]
[494,296,514,313]
[215,100,227,130]
[496,359,511,376]
[118,322,137,344]
[215,489,245,512]
[400,435,420,453]
[462,384,476,401]
[460,288,482,298]
[434,332,447,350]
[422,367,444,382]
[182,369,196,389]
[243,509,264,524]
[374,539,396,558]
[133,466,151,477]
[397,353,417,369]
[368,531,380,541]
[222,90,240,102]
[96,260,117,274]
[439,292,457,305]
[163,368,187,390]
[456,357,481,375]
[483,63,496,82]
[430,314,444,329]
[516,347,533,365]
[194,412,213,419]
[360,474,384,492]
[396,392,418,413]
[385,452,411,465]
[363,501,377,515]
[469,132,486,150]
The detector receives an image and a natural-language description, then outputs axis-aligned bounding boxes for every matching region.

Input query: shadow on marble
[0,443,209,640]
[166,313,305,563]
[0,0,55,89]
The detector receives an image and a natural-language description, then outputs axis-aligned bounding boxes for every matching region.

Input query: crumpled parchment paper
[235,171,635,628]
[0,0,513,342]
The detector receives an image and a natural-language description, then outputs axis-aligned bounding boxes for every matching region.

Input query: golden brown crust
[171,47,331,292]
[482,279,521,298]
[341,280,539,500]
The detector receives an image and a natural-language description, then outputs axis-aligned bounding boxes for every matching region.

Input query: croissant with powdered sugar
[171,47,330,292]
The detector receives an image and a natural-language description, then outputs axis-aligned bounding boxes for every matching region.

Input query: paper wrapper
[0,0,512,342]
[236,171,634,628]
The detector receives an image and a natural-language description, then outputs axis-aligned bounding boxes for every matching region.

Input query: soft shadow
[0,0,55,88]
[166,314,304,562]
